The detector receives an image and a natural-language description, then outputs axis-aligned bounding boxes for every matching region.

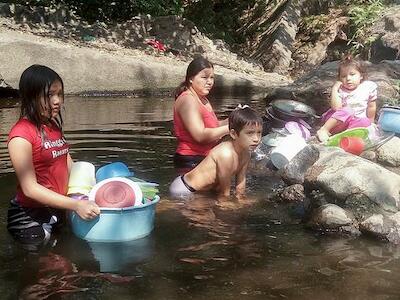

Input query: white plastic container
[68,161,96,195]
[270,134,307,169]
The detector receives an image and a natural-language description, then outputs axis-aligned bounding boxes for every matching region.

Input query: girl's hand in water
[75,200,100,220]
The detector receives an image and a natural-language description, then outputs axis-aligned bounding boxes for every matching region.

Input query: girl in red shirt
[7,65,99,245]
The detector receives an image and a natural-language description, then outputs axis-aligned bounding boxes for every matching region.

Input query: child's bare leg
[317,118,340,142]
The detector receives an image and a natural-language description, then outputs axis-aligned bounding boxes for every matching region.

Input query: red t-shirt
[174,92,219,156]
[8,119,70,207]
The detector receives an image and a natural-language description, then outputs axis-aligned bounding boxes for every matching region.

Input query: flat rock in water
[305,146,400,213]
[307,203,360,235]
[360,212,400,244]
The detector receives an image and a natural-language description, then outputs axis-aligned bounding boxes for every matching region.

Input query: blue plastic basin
[378,107,400,134]
[70,196,159,242]
[96,162,134,183]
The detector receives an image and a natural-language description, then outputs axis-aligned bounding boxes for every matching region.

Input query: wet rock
[344,193,383,222]
[305,146,400,213]
[279,144,319,185]
[307,204,360,235]
[376,136,400,167]
[277,184,305,202]
[360,213,400,244]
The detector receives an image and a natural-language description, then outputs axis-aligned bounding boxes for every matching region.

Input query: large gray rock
[376,136,400,167]
[370,7,400,62]
[305,146,400,213]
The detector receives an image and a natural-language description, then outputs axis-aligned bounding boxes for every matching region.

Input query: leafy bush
[4,0,184,22]
[183,0,255,44]
[346,0,384,54]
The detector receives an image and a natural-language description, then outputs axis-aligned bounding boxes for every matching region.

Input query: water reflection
[19,251,135,299]
[3,96,400,299]
[88,237,155,273]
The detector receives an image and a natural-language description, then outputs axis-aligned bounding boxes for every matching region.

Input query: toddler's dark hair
[338,54,367,81]
[229,106,262,133]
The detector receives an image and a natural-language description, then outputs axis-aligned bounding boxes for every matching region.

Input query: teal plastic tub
[70,196,159,242]
[378,106,400,134]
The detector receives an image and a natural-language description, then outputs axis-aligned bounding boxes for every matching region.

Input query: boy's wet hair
[174,56,213,99]
[338,55,367,80]
[229,106,262,133]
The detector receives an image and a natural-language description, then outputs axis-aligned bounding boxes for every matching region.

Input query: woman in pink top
[173,57,229,170]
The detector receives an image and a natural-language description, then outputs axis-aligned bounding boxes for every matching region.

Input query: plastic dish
[68,161,96,195]
[261,133,285,147]
[284,121,311,140]
[68,185,93,196]
[325,127,369,147]
[70,195,160,242]
[89,177,143,208]
[96,162,134,183]
[378,107,400,134]
[270,134,307,169]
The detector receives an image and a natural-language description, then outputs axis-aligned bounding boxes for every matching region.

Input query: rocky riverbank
[0,3,289,97]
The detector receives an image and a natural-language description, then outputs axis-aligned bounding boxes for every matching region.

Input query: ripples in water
[1,96,400,299]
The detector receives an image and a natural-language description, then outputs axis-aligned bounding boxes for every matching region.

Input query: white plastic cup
[270,134,307,169]
[68,161,96,191]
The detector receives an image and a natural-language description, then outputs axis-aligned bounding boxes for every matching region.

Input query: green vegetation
[346,0,385,54]
[183,0,255,44]
[4,0,396,58]
[6,0,184,22]
[301,14,332,41]
[299,0,390,57]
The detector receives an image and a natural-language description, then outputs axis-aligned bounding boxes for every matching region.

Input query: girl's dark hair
[338,55,367,81]
[174,56,214,99]
[229,106,262,133]
[19,64,64,131]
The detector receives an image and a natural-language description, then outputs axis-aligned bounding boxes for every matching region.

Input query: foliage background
[5,0,397,56]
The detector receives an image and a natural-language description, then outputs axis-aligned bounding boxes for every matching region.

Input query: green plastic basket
[325,127,370,147]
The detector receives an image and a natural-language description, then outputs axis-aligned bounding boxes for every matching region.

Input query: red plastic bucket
[339,137,364,155]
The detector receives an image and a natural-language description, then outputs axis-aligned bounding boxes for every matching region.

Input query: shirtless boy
[169,105,262,198]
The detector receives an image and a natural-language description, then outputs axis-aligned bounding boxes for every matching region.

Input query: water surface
[0,96,399,299]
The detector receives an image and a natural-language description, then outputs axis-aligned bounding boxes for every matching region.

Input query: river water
[1,96,400,299]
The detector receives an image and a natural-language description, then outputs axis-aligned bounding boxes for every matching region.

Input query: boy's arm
[330,81,342,110]
[367,101,376,123]
[235,157,249,198]
[216,153,235,198]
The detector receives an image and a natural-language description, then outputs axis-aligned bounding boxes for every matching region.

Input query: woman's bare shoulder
[176,92,199,110]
